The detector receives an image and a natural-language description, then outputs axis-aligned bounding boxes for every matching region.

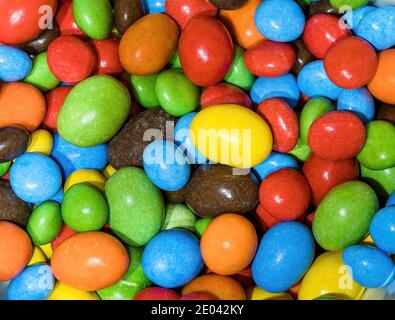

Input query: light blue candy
[254,0,305,42]
[0,282,9,301]
[143,0,165,13]
[10,153,62,204]
[253,152,298,181]
[51,134,108,178]
[343,245,395,288]
[342,5,375,32]
[0,45,32,82]
[251,74,300,108]
[356,6,395,50]
[297,60,342,100]
[142,229,203,288]
[251,221,315,293]
[174,112,207,165]
[7,264,54,300]
[370,206,395,254]
[387,191,395,207]
[34,188,64,207]
[143,140,190,192]
[337,88,375,123]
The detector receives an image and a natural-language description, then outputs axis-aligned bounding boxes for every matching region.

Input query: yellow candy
[190,104,273,168]
[28,246,47,266]
[362,233,375,246]
[47,282,99,300]
[246,286,293,300]
[64,169,107,192]
[103,164,117,178]
[26,129,53,155]
[299,251,365,300]
[39,243,53,260]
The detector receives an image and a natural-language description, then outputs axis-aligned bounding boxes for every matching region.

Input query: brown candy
[209,0,247,10]
[376,104,395,125]
[114,0,145,34]
[19,22,60,55]
[0,126,30,163]
[307,0,340,17]
[291,39,314,75]
[165,184,188,203]
[0,180,31,226]
[108,108,177,169]
[186,164,259,218]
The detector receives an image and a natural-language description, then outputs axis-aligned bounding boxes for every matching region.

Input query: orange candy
[51,232,129,291]
[368,49,395,104]
[201,214,258,275]
[219,0,265,49]
[0,221,33,282]
[0,82,46,132]
[182,274,246,300]
[119,14,179,75]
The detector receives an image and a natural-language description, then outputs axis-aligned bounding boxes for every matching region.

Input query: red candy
[0,0,57,45]
[47,35,98,84]
[303,154,359,206]
[307,111,366,161]
[179,292,218,300]
[55,0,84,36]
[179,16,234,87]
[259,168,311,221]
[323,36,378,89]
[165,0,218,29]
[134,288,180,300]
[201,83,252,109]
[44,86,73,132]
[303,14,350,59]
[255,204,282,229]
[91,38,124,75]
[244,41,296,77]
[257,98,298,153]
[51,224,77,251]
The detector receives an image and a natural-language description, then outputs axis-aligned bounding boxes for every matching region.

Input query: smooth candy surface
[0,126,30,163]
[0,181,31,226]
[253,152,298,181]
[370,206,395,254]
[0,45,32,82]
[361,165,395,198]
[337,88,375,122]
[224,45,255,90]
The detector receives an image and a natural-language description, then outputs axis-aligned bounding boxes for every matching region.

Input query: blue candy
[297,60,342,100]
[343,245,395,288]
[251,221,315,293]
[253,152,298,181]
[34,188,64,207]
[387,191,395,207]
[370,206,395,254]
[143,0,165,13]
[0,281,8,301]
[142,229,203,288]
[342,5,375,32]
[356,6,395,50]
[254,0,305,42]
[174,112,208,165]
[337,88,375,123]
[7,264,54,300]
[51,134,108,178]
[0,45,32,82]
[143,140,190,191]
[250,73,300,108]
[10,153,62,204]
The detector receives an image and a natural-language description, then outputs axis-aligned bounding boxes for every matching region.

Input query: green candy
[162,204,197,232]
[300,97,334,144]
[58,75,131,147]
[131,74,160,109]
[361,165,395,198]
[27,201,62,245]
[105,167,165,246]
[288,138,311,162]
[62,183,108,232]
[97,246,151,300]
[72,0,113,40]
[329,0,369,9]
[313,181,378,251]
[357,121,395,170]
[168,49,182,69]
[195,217,212,237]
[0,161,11,177]
[224,45,255,91]
[155,69,200,117]
[24,52,60,92]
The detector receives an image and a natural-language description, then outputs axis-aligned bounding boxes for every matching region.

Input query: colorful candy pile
[1,0,395,301]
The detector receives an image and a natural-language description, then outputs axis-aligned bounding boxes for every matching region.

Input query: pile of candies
[1,0,395,301]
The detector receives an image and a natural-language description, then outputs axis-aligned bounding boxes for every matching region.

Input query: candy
[130,73,160,109]
[43,86,72,132]
[55,1,84,37]
[18,22,60,56]
[313,181,378,251]
[0,162,11,178]
[0,45,32,82]
[246,286,293,300]
[134,287,180,300]
[27,129,54,155]
[361,165,395,198]
[209,0,247,10]
[142,230,203,288]
[377,103,395,125]
[291,39,314,74]
[0,181,30,225]
[337,88,375,123]
[308,0,340,16]
[190,104,273,168]
[64,169,106,192]
[28,246,47,266]
[387,191,395,207]
[370,206,395,254]
[162,203,197,232]
[195,217,212,237]
[201,83,252,109]
[27,201,62,246]
[253,152,298,181]
[91,38,124,75]
[185,164,259,217]
[48,282,99,300]
[0,126,30,162]
[252,222,315,293]
[114,0,145,34]
[144,0,166,13]
[180,292,218,300]
[201,214,258,275]
[224,45,255,90]
[58,75,131,147]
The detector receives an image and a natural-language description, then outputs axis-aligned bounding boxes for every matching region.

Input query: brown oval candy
[0,126,30,163]
[0,180,31,226]
[114,0,145,34]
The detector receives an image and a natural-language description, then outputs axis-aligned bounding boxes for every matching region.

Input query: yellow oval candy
[64,169,107,192]
[26,129,53,155]
[299,251,365,300]
[190,105,273,168]
[246,286,293,300]
[103,164,117,178]
[47,282,99,300]
[28,246,47,266]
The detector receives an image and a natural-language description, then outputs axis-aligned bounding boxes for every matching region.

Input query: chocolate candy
[18,22,60,56]
[114,0,145,34]
[377,104,395,125]
[185,164,259,217]
[291,39,314,75]
[307,0,340,17]
[209,0,247,10]
[0,126,30,162]
[0,181,31,226]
